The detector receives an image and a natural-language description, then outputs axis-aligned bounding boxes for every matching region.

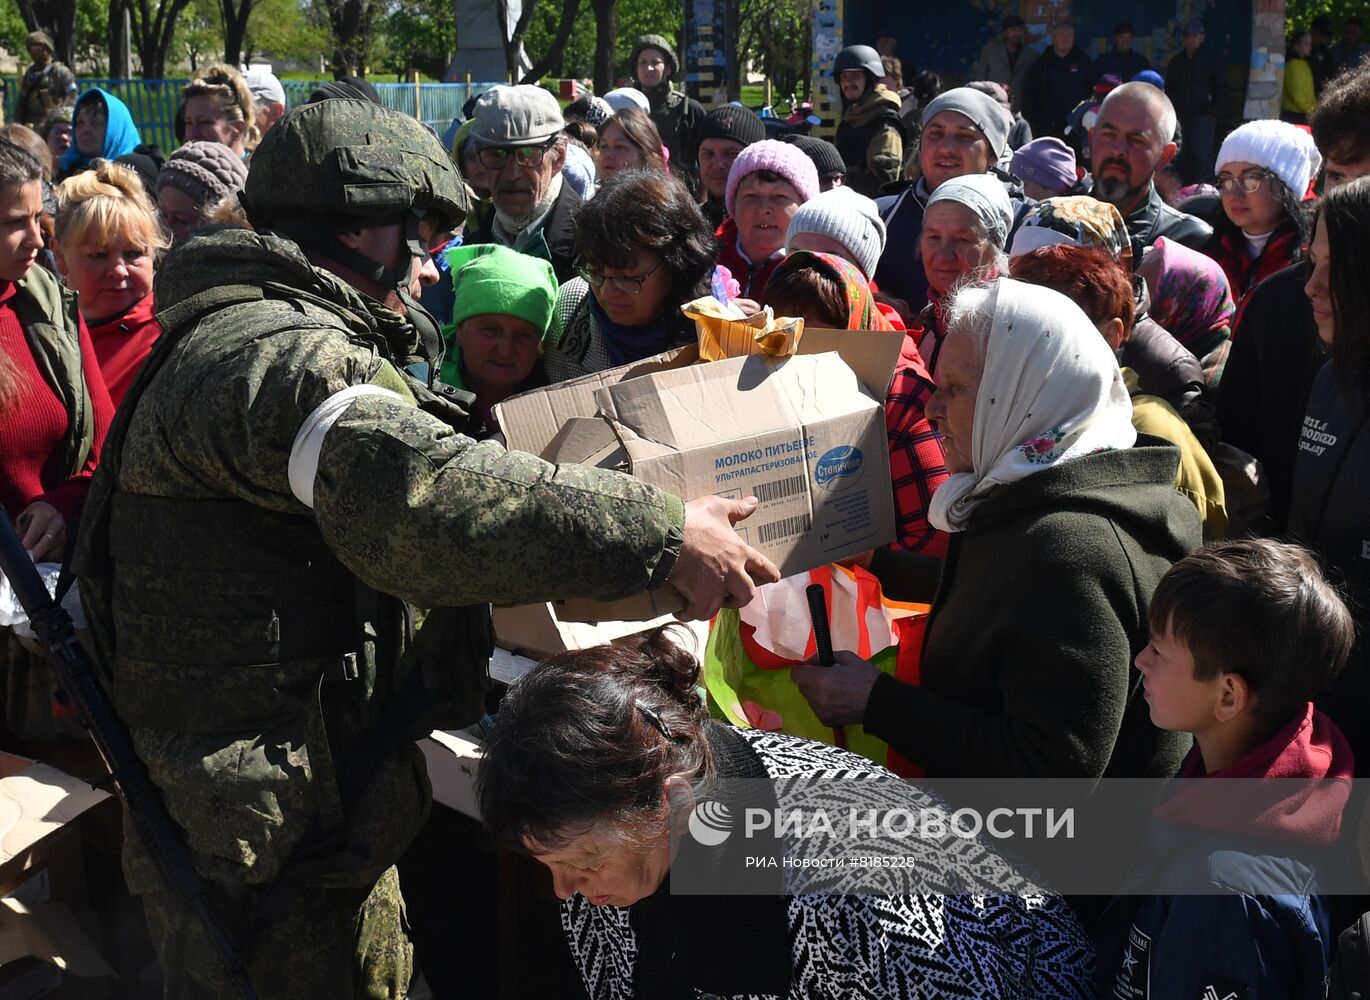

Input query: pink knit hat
[724,138,820,217]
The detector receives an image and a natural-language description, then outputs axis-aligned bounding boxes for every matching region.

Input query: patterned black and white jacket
[560,726,1095,999]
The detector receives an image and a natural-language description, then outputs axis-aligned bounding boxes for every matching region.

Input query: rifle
[0,506,258,1000]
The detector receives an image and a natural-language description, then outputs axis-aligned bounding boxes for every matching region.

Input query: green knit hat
[446,244,558,333]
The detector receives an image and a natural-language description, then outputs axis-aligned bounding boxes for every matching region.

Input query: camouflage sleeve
[152,318,684,609]
[866,125,904,194]
[309,389,685,608]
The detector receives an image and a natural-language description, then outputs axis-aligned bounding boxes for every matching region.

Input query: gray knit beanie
[921,87,1012,159]
[784,186,886,280]
[157,140,249,209]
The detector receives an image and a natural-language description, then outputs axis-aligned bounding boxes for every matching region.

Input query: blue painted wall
[845,2,1251,84]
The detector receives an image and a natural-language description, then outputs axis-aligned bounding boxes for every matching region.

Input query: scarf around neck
[928,278,1137,532]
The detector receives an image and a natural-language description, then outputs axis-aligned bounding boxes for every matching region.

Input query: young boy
[1097,539,1356,1000]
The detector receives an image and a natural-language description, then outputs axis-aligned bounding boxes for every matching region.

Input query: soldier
[74,100,778,999]
[16,32,76,131]
[832,44,905,197]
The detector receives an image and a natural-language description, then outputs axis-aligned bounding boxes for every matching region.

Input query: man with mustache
[1089,81,1211,257]
[461,85,581,283]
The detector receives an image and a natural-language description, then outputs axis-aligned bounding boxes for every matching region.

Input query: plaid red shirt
[885,337,948,558]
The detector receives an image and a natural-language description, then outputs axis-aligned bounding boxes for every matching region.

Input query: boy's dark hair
[1150,539,1355,728]
[1311,65,1370,166]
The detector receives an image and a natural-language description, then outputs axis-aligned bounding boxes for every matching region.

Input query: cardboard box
[496,329,904,621]
[0,754,112,990]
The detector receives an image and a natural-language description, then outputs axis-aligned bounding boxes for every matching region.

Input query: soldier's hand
[668,495,780,621]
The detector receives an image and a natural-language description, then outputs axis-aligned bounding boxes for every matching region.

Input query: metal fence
[5,78,502,154]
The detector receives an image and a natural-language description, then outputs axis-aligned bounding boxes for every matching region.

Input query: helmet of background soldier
[240,98,469,237]
[833,45,885,87]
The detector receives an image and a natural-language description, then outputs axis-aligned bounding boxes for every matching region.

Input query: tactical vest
[835,102,904,180]
[77,278,492,892]
[11,264,94,482]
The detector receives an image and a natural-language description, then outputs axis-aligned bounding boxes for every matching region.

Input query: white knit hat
[1215,120,1322,201]
[784,187,886,280]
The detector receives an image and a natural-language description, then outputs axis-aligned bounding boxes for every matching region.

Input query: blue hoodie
[60,88,141,174]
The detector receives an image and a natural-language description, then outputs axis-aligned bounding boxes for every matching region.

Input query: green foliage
[245,0,329,66]
[0,3,31,57]
[522,0,682,82]
[373,0,452,79]
[179,0,223,72]
[1287,0,1370,34]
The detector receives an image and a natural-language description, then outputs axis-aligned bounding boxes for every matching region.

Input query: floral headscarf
[928,278,1137,532]
[1139,236,1235,360]
[1008,196,1132,266]
[772,250,896,331]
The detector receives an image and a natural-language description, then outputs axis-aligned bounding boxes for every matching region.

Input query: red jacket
[1206,226,1300,305]
[715,216,785,302]
[885,337,948,557]
[86,292,161,409]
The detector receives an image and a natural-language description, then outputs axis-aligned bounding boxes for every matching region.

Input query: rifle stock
[0,506,257,1000]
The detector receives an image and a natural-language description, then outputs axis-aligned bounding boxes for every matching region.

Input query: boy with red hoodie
[1096,539,1357,999]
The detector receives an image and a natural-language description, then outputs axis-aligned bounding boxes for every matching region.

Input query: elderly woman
[477,629,1095,998]
[59,88,142,180]
[542,169,717,380]
[1137,236,1235,385]
[793,278,1200,781]
[54,161,168,407]
[155,140,249,245]
[439,244,557,437]
[715,139,819,301]
[915,172,1012,373]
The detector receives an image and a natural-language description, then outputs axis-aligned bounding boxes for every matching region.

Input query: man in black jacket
[1090,81,1211,255]
[1022,20,1093,139]
[1093,23,1151,86]
[1165,19,1228,184]
[629,34,706,177]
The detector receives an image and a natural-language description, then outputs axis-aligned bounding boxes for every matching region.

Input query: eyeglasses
[476,140,557,170]
[1216,170,1271,195]
[579,259,662,294]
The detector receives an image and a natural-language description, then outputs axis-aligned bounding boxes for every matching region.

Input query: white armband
[288,384,403,508]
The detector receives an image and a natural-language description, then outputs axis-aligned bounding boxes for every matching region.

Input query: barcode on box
[754,475,807,503]
[758,513,813,544]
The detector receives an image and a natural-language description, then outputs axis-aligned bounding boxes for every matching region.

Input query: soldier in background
[75,99,777,999]
[16,32,75,130]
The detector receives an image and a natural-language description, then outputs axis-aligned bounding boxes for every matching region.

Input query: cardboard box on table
[0,753,114,998]
[492,327,904,625]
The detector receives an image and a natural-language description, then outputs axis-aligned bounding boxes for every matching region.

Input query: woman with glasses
[1204,120,1319,304]
[595,108,667,184]
[542,168,718,381]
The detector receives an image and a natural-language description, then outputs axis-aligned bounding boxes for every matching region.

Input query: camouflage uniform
[75,101,685,999]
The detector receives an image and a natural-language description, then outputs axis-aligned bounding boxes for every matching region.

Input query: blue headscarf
[60,88,141,173]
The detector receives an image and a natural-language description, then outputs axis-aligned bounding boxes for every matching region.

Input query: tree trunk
[107,0,131,78]
[590,0,615,95]
[502,0,538,81]
[129,0,194,78]
[725,0,741,101]
[521,0,579,84]
[220,0,256,67]
[324,0,376,78]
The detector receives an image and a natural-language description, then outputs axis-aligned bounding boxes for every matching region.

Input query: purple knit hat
[1009,137,1078,194]
[724,139,820,217]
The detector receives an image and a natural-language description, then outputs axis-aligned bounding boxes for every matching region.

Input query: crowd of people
[1,16,1370,999]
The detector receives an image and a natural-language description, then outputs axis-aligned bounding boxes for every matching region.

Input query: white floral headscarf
[929,278,1137,532]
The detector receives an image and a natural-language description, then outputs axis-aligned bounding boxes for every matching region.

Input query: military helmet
[631,34,679,77]
[833,45,885,82]
[241,98,470,235]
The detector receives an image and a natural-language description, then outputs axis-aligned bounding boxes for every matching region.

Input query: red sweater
[0,280,114,522]
[87,293,161,409]
[715,216,785,302]
[885,337,948,557]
